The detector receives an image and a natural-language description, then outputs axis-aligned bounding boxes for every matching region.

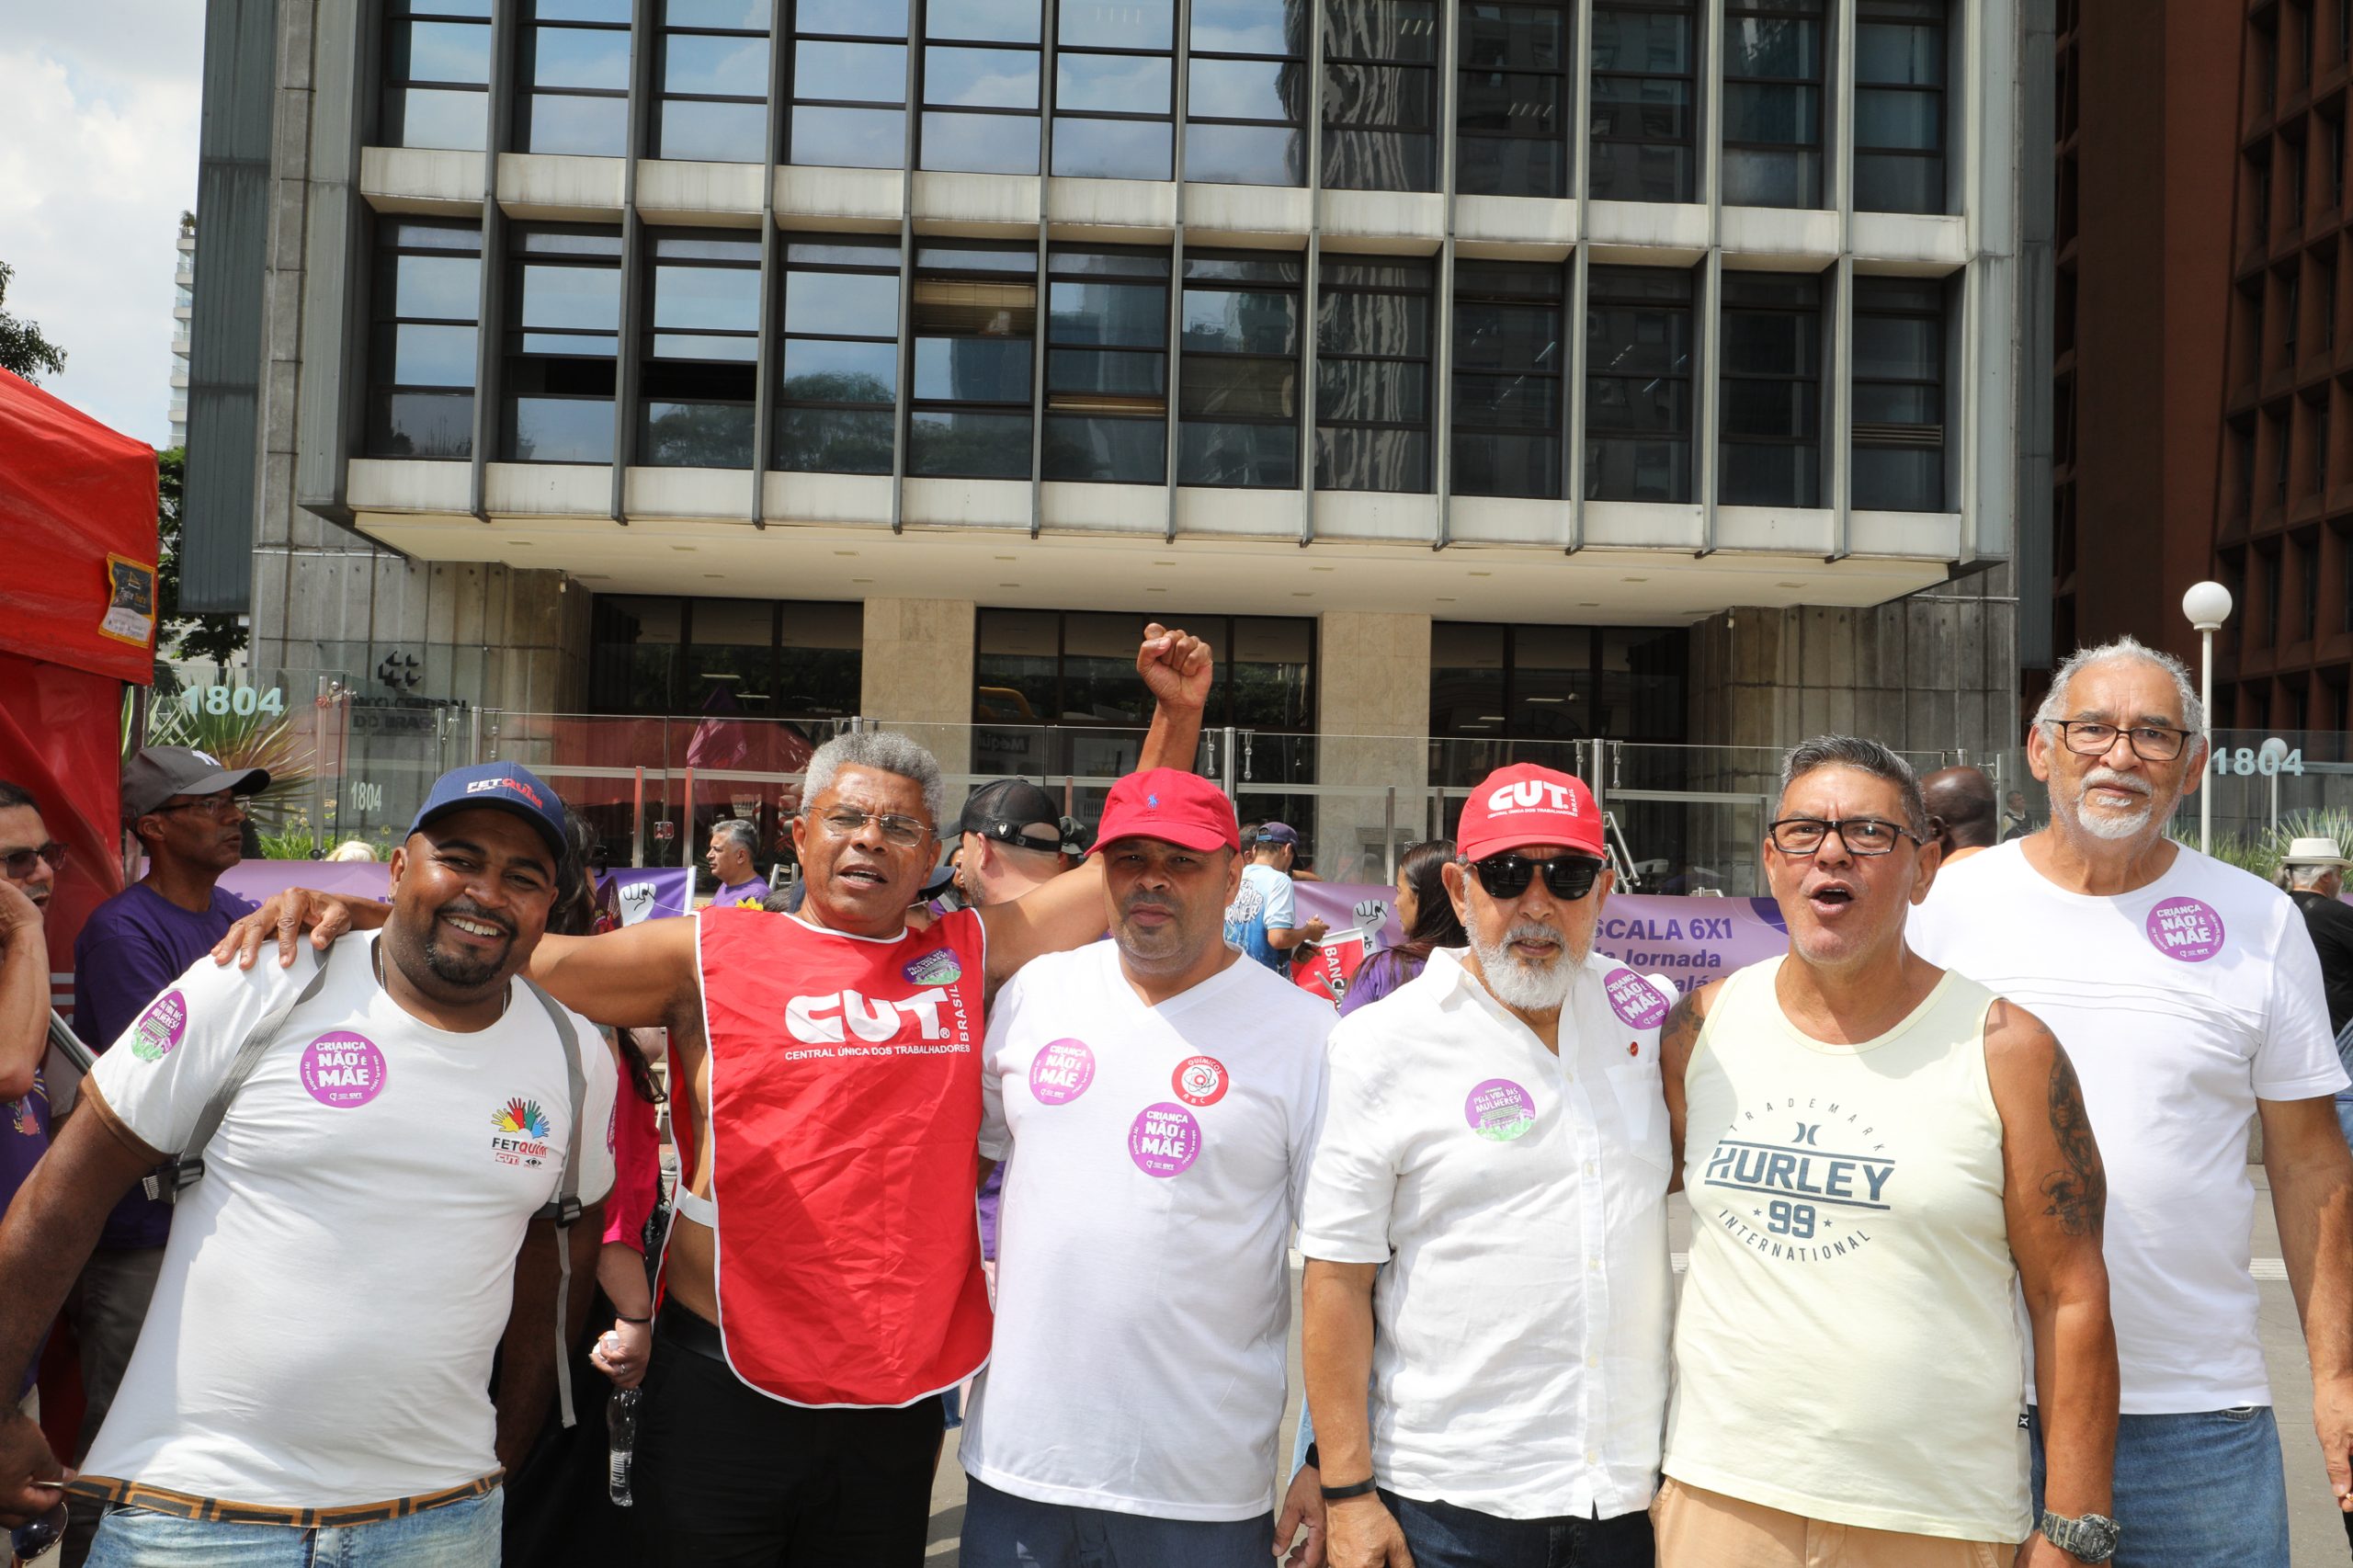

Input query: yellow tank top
[1665,958,2029,1542]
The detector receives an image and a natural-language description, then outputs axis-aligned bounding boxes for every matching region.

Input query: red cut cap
[1458,763,1605,861]
[1091,767,1242,854]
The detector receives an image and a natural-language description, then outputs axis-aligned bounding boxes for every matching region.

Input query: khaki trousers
[1654,1477,2019,1568]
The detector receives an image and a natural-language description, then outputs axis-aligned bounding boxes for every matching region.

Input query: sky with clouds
[0,3,204,449]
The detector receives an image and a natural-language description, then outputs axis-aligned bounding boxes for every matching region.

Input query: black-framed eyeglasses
[153,791,244,820]
[0,842,65,879]
[2044,719,2194,763]
[1767,817,1924,857]
[808,807,931,849]
[1469,852,1606,903]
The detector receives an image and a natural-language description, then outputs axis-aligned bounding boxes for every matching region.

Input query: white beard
[2058,766,2160,842]
[1470,921,1586,1012]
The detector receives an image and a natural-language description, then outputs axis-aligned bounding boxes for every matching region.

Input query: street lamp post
[2260,735,2290,836]
[2182,581,2234,856]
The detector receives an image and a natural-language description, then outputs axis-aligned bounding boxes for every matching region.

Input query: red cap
[1092,768,1242,854]
[1458,763,1605,861]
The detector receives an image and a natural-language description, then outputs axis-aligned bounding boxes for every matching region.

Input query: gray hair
[801,730,947,829]
[1778,735,1931,840]
[2034,635,2205,738]
[2290,863,2339,891]
[710,817,758,857]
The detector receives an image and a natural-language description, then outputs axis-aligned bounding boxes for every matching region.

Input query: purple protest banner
[600,867,696,925]
[213,860,392,905]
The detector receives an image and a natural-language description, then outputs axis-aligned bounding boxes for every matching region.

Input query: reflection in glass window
[589,596,862,722]
[1855,0,1948,213]
[1589,0,1698,203]
[368,222,482,459]
[1188,0,1310,186]
[777,237,902,473]
[1053,0,1176,178]
[1179,251,1303,486]
[654,0,770,163]
[1045,249,1170,483]
[909,242,1038,478]
[1585,266,1695,502]
[1324,0,1440,191]
[640,231,760,468]
[1452,261,1564,498]
[1851,275,1947,510]
[517,0,631,157]
[976,609,1316,730]
[382,2,493,153]
[1722,0,1824,209]
[1718,272,1822,506]
[1430,622,1686,762]
[790,0,909,166]
[1456,2,1571,199]
[1317,256,1434,491]
[504,225,624,462]
[921,0,1044,174]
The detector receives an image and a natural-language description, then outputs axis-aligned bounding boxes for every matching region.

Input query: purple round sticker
[1029,1039,1097,1105]
[1603,966,1670,1028]
[1128,1102,1202,1177]
[130,990,188,1063]
[301,1032,387,1108]
[1465,1078,1537,1142]
[2146,896,2225,963]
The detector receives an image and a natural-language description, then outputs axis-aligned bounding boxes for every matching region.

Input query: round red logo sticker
[1173,1055,1229,1107]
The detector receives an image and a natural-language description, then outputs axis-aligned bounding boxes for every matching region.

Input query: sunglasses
[1469,852,1605,903]
[1,842,66,880]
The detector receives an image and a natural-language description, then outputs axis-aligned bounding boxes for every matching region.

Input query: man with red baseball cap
[959,767,1336,1568]
[1300,762,1675,1568]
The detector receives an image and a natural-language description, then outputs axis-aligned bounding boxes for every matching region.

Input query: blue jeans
[2333,1017,2353,1149]
[2029,1405,2288,1568]
[1381,1487,1654,1568]
[959,1477,1273,1568]
[85,1489,501,1567]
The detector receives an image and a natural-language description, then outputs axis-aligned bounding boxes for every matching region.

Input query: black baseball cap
[407,762,569,862]
[122,746,270,822]
[958,778,1065,855]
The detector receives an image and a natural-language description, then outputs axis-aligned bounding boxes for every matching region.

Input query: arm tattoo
[1660,989,1704,1077]
[2039,1045,2106,1238]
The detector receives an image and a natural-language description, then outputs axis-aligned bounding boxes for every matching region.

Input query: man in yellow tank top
[1656,735,2121,1568]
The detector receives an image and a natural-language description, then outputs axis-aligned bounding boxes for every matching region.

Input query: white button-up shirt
[1298,946,1673,1521]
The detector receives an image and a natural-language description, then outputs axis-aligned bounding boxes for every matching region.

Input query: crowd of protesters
[0,627,2347,1568]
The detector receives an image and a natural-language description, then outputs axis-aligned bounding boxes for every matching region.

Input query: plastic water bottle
[607,1385,642,1507]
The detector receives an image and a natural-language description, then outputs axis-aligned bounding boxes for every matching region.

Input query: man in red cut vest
[209,626,1212,1568]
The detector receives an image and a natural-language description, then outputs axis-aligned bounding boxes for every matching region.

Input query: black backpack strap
[523,978,588,1428]
[144,942,341,1202]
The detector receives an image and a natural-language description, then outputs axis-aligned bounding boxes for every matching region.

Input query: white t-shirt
[1298,947,1675,1520]
[81,934,620,1508]
[961,943,1333,1520]
[1910,838,2346,1412]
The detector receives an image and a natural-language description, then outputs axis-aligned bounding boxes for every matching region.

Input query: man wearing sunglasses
[0,782,61,1426]
[1300,763,1673,1568]
[1911,638,2353,1568]
[1655,735,2119,1568]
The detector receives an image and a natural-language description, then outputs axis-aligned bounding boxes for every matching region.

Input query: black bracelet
[1320,1477,1378,1502]
[614,1313,651,1324]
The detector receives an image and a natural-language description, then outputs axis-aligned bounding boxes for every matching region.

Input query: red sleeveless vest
[690,905,994,1407]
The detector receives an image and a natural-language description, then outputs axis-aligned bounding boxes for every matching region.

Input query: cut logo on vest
[904,949,961,986]
[781,986,972,1060]
[1700,1096,1893,1264]
[131,990,188,1062]
[1465,1078,1536,1142]
[300,1032,386,1108]
[2145,896,2224,963]
[1173,1054,1229,1107]
[1128,1102,1201,1176]
[1030,1039,1096,1105]
[492,1096,553,1167]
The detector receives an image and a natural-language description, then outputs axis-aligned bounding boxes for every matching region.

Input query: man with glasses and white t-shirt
[1912,636,2353,1567]
[1301,763,1672,1568]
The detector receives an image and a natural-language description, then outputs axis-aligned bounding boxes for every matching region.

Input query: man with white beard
[1913,637,2353,1566]
[1299,764,1671,1568]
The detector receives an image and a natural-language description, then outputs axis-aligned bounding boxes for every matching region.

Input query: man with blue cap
[0,762,620,1568]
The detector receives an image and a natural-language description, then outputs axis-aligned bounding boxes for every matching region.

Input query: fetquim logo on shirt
[491,1096,553,1167]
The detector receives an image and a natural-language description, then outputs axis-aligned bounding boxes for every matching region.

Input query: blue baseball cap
[1253,822,1300,846]
[408,762,568,863]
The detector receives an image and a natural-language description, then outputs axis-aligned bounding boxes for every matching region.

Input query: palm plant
[131,691,319,830]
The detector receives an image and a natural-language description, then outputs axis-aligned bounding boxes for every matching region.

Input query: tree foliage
[153,447,249,668]
[0,260,66,383]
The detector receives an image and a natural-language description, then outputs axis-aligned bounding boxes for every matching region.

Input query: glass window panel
[1048,347,1168,397]
[388,324,478,385]
[782,338,899,402]
[798,0,908,35]
[1721,307,1816,374]
[1587,139,1691,202]
[520,93,629,155]
[1050,281,1170,347]
[509,396,616,462]
[1316,358,1428,421]
[1049,249,1172,278]
[1720,378,1817,437]
[666,0,767,24]
[1853,382,1940,423]
[384,87,490,152]
[796,40,907,104]
[370,390,475,458]
[1185,253,1303,283]
[909,410,1036,475]
[518,330,620,355]
[1315,426,1430,490]
[1453,430,1562,497]
[1192,0,1306,52]
[1182,289,1299,353]
[1455,301,1564,371]
[527,26,632,88]
[1723,14,1821,77]
[1051,119,1175,179]
[1583,436,1691,501]
[1461,5,1567,70]
[1591,7,1693,72]
[653,264,760,330]
[1179,355,1297,416]
[650,332,757,361]
[1452,371,1560,427]
[927,0,1043,42]
[1179,420,1300,485]
[396,20,494,84]
[1057,52,1173,112]
[1457,71,1561,134]
[914,337,1035,401]
[1586,374,1692,432]
[1724,83,1818,144]
[1323,0,1439,62]
[1852,447,1942,511]
[1317,291,1429,355]
[519,264,621,329]
[1183,122,1305,184]
[1854,153,1942,213]
[395,254,482,319]
[664,32,769,96]
[1429,621,1506,733]
[1720,440,1819,507]
[926,45,1041,108]
[1856,86,1942,149]
[1856,18,1944,84]
[409,0,494,13]
[1457,136,1568,197]
[1586,315,1692,375]
[643,403,756,467]
[920,111,1041,173]
[779,407,895,472]
[785,270,901,335]
[1188,56,1300,120]
[517,227,626,256]
[1852,313,1938,378]
[1722,148,1819,208]
[1325,129,1437,189]
[1060,0,1176,48]
[790,106,907,166]
[1043,415,1168,481]
[534,0,631,20]
[655,98,767,161]
[1323,63,1435,128]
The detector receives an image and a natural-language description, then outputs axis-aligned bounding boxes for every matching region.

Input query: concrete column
[1314,611,1433,884]
[860,597,978,786]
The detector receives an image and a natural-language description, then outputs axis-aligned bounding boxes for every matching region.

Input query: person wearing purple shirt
[61,747,263,1565]
[704,818,770,909]
[0,781,63,1415]
[1336,840,1464,1018]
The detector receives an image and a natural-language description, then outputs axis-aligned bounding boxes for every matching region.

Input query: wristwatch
[2037,1509,2120,1562]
